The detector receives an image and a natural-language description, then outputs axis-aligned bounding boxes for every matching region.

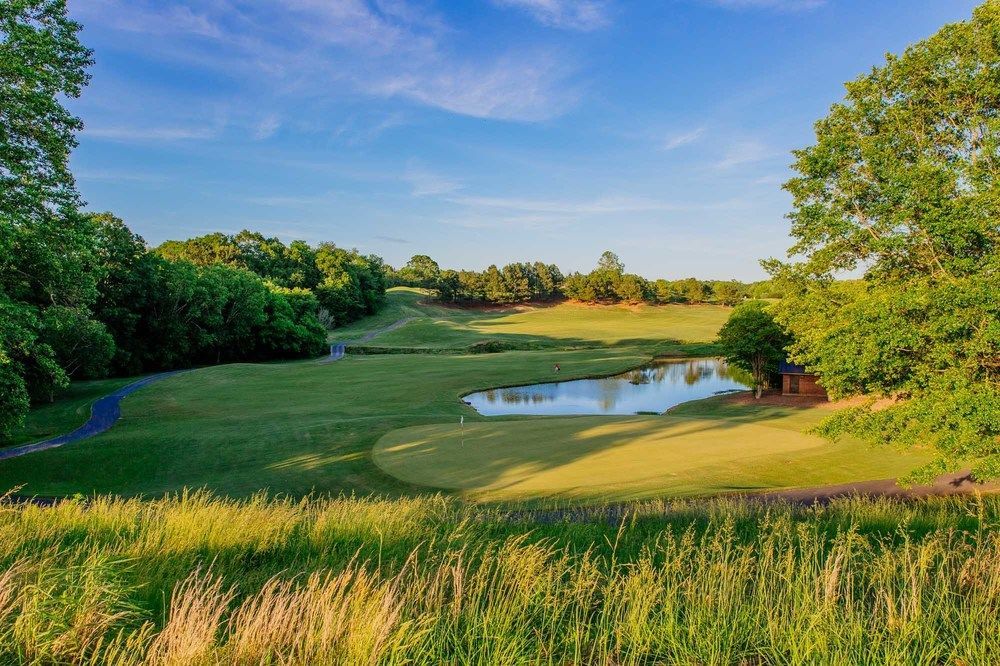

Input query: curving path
[320,316,416,363]
[0,371,184,461]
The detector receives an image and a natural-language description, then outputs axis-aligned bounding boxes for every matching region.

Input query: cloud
[404,163,462,197]
[713,140,779,169]
[76,169,169,183]
[447,194,746,215]
[701,0,826,11]
[374,234,410,244]
[332,112,408,145]
[374,51,577,121]
[253,115,281,140]
[662,127,705,150]
[492,0,611,31]
[84,125,218,141]
[75,0,580,122]
[246,193,333,207]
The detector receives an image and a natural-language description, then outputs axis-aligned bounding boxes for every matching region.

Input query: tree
[614,274,649,303]
[597,250,624,275]
[678,278,708,304]
[39,305,114,379]
[397,255,440,289]
[0,0,96,432]
[482,265,511,303]
[765,2,1000,480]
[717,301,790,399]
[714,280,746,306]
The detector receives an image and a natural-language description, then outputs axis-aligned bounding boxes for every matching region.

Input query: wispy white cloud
[376,51,576,121]
[76,169,169,183]
[75,0,580,122]
[713,140,779,169]
[702,0,826,11]
[332,112,408,145]
[84,125,218,141]
[253,115,281,140]
[662,127,705,150]
[492,0,611,31]
[448,194,747,215]
[246,193,334,207]
[404,162,462,197]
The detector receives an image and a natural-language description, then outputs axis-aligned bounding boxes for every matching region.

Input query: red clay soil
[759,471,1000,504]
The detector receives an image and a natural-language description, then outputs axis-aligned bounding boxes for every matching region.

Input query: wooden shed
[779,360,828,398]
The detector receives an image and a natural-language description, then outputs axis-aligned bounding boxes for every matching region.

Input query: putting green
[373,414,931,502]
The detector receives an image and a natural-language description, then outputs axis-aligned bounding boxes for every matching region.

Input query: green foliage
[393,254,441,289]
[155,231,387,329]
[0,0,93,431]
[766,2,1000,480]
[39,305,114,379]
[717,301,790,398]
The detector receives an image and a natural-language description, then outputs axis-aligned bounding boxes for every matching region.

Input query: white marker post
[460,415,464,446]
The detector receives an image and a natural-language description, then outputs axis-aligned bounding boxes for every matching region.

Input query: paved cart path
[0,371,184,461]
[320,316,416,363]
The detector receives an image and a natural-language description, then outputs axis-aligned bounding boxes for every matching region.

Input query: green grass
[330,287,453,342]
[4,288,927,502]
[343,287,732,351]
[2,492,1000,663]
[0,349,651,497]
[374,404,930,502]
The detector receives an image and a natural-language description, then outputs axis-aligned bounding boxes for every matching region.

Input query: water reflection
[465,358,751,416]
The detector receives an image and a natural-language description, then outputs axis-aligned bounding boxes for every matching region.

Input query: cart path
[319,316,416,363]
[0,371,185,461]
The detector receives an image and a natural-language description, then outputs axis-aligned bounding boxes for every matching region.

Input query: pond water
[464,358,751,416]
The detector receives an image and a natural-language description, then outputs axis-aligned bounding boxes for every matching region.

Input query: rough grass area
[2,492,999,664]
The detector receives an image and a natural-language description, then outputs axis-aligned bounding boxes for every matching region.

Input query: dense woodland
[157,232,389,329]
[391,251,781,306]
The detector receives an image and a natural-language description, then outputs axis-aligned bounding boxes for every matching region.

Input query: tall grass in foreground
[1,492,999,664]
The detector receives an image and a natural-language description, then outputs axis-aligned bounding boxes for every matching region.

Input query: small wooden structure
[779,360,827,398]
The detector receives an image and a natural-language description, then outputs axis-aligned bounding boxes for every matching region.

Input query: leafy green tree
[678,278,708,304]
[457,270,485,302]
[0,0,96,432]
[437,269,460,302]
[533,262,563,300]
[765,2,1000,480]
[717,301,790,399]
[614,274,649,303]
[482,265,512,303]
[597,250,624,274]
[39,305,114,379]
[714,280,746,306]
[397,254,441,289]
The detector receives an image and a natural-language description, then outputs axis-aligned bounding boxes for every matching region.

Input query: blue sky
[69,0,980,280]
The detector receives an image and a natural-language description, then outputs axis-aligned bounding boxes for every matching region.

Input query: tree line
[391,251,781,306]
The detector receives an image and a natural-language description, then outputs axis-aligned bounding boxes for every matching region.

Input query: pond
[464,358,751,416]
